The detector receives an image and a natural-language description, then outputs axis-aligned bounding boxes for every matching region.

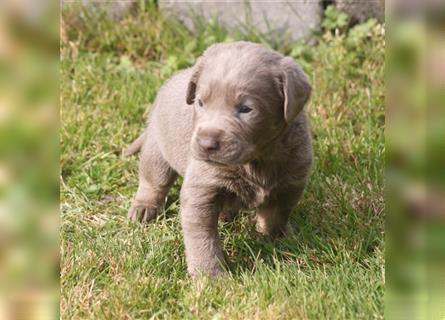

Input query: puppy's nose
[197,129,222,152]
[197,136,220,152]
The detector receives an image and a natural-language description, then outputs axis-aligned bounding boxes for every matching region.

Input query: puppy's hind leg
[256,185,305,237]
[218,211,236,223]
[128,137,177,223]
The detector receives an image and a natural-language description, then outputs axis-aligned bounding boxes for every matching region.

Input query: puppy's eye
[198,99,203,107]
[238,105,252,114]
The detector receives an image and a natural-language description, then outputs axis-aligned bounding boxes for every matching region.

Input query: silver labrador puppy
[126,41,313,277]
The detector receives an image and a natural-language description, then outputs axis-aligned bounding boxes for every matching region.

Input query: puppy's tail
[123,131,146,156]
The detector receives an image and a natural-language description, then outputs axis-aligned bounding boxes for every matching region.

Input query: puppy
[126,41,313,277]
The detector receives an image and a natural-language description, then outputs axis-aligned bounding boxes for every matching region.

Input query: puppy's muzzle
[196,128,222,153]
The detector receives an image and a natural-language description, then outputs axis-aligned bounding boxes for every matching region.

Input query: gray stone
[335,0,385,23]
[159,1,323,41]
[61,0,137,20]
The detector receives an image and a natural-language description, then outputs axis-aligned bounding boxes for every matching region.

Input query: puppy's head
[186,42,311,165]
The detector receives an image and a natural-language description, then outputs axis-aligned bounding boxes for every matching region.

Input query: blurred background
[386,1,445,319]
[0,0,59,319]
[0,0,443,319]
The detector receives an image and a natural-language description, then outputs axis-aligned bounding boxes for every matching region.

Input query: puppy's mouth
[192,154,242,166]
[191,148,252,166]
[203,158,227,166]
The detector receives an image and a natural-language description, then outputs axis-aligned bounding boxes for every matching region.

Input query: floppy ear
[280,57,312,123]
[186,57,203,105]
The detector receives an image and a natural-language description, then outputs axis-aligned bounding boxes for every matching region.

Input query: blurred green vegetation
[386,15,445,320]
[0,1,59,319]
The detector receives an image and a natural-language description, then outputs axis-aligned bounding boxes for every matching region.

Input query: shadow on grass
[131,170,382,279]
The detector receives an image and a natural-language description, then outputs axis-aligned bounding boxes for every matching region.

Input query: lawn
[61,5,385,319]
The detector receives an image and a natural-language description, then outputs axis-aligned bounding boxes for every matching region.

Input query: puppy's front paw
[127,203,159,223]
[256,221,294,238]
[188,265,225,279]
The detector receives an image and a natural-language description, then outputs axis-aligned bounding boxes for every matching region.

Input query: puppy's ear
[280,57,312,123]
[186,57,203,105]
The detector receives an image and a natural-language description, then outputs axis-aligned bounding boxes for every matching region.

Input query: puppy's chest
[221,165,284,209]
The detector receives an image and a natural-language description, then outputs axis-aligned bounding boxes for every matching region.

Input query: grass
[61,5,385,319]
